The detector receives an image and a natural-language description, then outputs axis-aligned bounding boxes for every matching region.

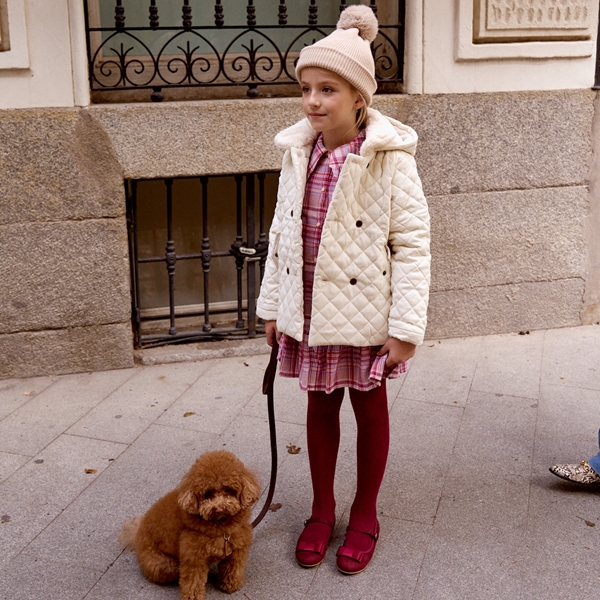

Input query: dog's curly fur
[120,450,260,600]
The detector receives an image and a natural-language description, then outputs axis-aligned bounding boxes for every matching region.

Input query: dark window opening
[126,172,278,348]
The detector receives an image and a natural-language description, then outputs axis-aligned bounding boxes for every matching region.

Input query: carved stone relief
[474,0,595,42]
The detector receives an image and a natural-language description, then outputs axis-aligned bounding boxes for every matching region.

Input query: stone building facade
[1,0,600,379]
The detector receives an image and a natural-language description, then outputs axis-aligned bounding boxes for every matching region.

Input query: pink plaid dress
[278,130,408,393]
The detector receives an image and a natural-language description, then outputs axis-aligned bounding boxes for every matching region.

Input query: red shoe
[295,518,335,568]
[336,521,380,575]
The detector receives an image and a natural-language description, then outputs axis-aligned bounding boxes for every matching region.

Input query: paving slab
[0,554,105,600]
[412,390,538,600]
[1,325,600,600]
[523,380,600,599]
[383,397,463,525]
[0,368,135,455]
[242,373,308,426]
[400,336,484,407]
[0,451,28,484]
[521,478,600,600]
[17,424,218,571]
[542,325,600,390]
[261,407,360,536]
[413,500,526,600]
[0,433,126,569]
[536,384,600,463]
[305,515,430,600]
[0,374,54,420]
[471,329,544,399]
[155,354,267,435]
[66,361,208,444]
[442,391,537,491]
[84,551,181,600]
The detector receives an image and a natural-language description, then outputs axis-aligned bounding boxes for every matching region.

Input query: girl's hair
[356,93,368,130]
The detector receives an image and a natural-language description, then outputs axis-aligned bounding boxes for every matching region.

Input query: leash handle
[252,340,279,528]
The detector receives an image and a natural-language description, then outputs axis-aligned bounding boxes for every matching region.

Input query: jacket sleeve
[387,151,431,345]
[256,170,285,322]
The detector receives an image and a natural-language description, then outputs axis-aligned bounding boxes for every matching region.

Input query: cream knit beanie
[295,5,378,106]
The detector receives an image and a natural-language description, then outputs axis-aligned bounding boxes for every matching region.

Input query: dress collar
[307,129,366,178]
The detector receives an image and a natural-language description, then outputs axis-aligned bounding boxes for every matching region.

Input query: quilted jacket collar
[274,108,418,159]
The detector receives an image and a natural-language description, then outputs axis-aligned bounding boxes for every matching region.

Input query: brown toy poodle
[120,450,260,600]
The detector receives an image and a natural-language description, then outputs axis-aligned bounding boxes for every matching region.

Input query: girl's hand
[265,320,280,347]
[377,337,416,368]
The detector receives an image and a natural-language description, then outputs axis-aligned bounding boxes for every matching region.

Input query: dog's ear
[239,471,261,508]
[178,488,200,514]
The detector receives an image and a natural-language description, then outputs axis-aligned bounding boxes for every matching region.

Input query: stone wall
[0,89,596,378]
[392,90,596,337]
[0,109,133,378]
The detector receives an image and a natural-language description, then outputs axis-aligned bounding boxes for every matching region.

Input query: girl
[256,5,430,575]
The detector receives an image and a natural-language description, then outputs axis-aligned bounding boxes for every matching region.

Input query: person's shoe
[549,460,600,484]
[336,520,380,575]
[295,518,335,568]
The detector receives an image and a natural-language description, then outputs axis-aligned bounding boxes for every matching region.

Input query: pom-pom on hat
[295,5,378,106]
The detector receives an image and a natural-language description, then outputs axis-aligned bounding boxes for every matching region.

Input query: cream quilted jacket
[256,108,430,347]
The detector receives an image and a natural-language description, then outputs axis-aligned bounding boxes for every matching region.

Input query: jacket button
[350,278,357,285]
[287,268,290,274]
[290,210,294,217]
[275,252,278,258]
[382,270,386,276]
[356,220,363,227]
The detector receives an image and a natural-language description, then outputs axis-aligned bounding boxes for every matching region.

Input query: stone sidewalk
[1,325,600,600]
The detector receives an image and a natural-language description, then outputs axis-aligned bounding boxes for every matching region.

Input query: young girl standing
[256,5,430,575]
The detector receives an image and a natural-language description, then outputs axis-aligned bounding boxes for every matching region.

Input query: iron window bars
[127,173,275,348]
[84,0,405,101]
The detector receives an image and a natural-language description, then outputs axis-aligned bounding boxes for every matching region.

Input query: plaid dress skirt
[277,131,407,394]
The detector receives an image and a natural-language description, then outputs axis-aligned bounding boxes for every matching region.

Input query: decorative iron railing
[127,173,276,348]
[84,0,405,101]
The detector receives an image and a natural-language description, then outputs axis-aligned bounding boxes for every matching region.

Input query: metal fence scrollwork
[84,0,405,100]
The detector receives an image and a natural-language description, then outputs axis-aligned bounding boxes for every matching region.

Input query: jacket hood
[274,107,418,157]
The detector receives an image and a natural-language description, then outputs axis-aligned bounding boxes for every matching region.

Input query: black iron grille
[84,0,405,101]
[126,173,278,348]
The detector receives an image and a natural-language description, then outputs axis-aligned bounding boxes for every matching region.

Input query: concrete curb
[134,336,271,365]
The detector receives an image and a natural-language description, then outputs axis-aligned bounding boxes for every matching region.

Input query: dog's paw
[217,580,242,595]
[180,589,206,600]
[217,571,244,594]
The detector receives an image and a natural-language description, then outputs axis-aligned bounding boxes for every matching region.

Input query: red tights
[306,383,390,532]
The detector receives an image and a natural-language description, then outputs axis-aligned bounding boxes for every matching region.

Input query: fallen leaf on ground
[286,444,301,454]
[183,412,196,417]
[85,469,97,474]
[576,516,596,527]
[23,392,31,396]
[244,362,249,366]
[269,503,282,512]
[1,515,10,524]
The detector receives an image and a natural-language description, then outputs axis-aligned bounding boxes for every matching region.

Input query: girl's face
[299,67,364,149]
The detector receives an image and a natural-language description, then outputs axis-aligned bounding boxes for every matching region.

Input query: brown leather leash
[252,340,279,528]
